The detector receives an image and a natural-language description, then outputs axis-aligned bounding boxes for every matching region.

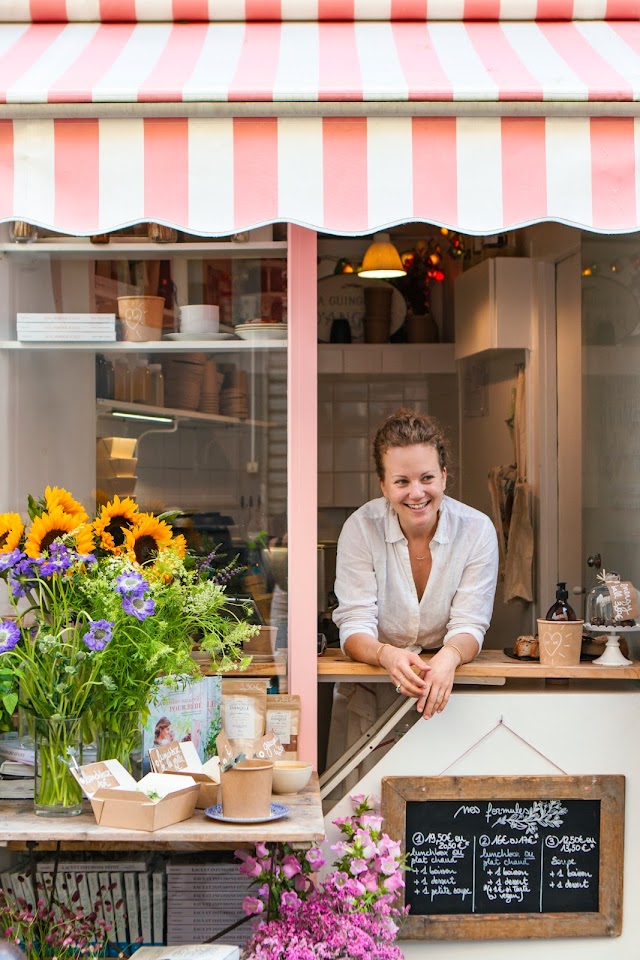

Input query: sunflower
[43,486,88,525]
[93,496,140,554]
[124,513,173,566]
[24,506,94,559]
[0,513,24,553]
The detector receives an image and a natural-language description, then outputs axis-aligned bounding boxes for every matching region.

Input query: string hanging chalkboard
[382,775,624,940]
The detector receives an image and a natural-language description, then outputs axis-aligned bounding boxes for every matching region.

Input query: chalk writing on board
[405,799,600,916]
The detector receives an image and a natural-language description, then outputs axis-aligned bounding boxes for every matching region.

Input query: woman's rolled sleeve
[332,516,379,650]
[443,519,499,650]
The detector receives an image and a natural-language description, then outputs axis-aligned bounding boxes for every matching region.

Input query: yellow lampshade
[359,233,407,279]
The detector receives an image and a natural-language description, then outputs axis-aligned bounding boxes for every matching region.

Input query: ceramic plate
[235,324,288,342]
[204,803,289,824]
[164,332,237,341]
[317,274,407,343]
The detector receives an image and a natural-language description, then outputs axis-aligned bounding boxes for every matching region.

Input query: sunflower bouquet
[0,487,257,812]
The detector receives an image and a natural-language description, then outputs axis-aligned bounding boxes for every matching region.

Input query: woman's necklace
[412,552,427,561]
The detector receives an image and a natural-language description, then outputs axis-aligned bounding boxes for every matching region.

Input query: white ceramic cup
[179,304,220,335]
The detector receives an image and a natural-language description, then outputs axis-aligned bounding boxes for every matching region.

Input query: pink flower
[360,814,384,832]
[293,873,309,893]
[379,856,398,876]
[243,896,264,915]
[305,847,326,867]
[239,857,262,877]
[280,891,300,909]
[361,871,380,893]
[349,858,368,876]
[331,871,350,889]
[255,841,269,858]
[349,793,367,806]
[383,872,405,893]
[281,855,302,880]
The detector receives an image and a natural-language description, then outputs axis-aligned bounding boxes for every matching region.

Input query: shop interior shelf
[96,397,274,428]
[0,340,287,351]
[0,240,288,259]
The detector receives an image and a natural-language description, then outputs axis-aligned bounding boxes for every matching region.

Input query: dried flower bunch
[0,869,115,960]
[236,795,408,960]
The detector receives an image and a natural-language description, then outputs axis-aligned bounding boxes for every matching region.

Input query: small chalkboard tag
[382,775,624,941]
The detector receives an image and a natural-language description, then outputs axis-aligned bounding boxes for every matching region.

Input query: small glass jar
[148,363,165,407]
[131,361,151,404]
[585,571,640,628]
[148,222,178,243]
[10,221,37,243]
[113,358,132,402]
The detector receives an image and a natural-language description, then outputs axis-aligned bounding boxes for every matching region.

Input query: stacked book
[166,863,254,950]
[0,759,34,799]
[17,313,116,342]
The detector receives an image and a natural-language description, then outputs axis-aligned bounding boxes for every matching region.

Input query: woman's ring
[395,683,402,694]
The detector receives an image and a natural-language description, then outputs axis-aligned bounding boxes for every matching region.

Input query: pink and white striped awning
[1,19,640,235]
[4,0,640,21]
[0,20,639,103]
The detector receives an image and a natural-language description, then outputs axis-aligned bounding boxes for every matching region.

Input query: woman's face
[379,443,446,534]
[156,726,174,744]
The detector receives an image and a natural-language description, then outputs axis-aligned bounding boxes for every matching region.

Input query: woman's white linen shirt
[333,496,499,652]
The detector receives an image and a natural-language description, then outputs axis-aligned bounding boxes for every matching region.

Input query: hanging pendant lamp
[358,233,407,279]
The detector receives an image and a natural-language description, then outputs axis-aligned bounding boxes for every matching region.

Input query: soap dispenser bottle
[545,582,577,621]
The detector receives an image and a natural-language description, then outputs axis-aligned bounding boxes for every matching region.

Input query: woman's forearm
[343,633,387,666]
[441,633,480,665]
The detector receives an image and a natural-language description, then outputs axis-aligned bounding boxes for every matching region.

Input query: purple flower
[122,594,155,621]
[36,543,75,577]
[0,549,23,573]
[116,571,148,599]
[0,620,20,653]
[83,620,113,652]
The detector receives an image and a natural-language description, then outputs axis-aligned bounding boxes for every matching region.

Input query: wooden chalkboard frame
[381,775,625,940]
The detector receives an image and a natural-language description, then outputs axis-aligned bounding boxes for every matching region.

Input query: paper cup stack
[179,304,219,336]
[220,365,249,419]
[199,359,223,414]
[163,354,206,410]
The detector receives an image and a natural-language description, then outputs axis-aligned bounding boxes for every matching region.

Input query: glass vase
[34,717,83,817]
[96,711,143,779]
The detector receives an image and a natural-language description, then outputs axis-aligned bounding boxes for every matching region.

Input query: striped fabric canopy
[1,18,640,235]
[3,0,640,21]
[0,20,639,103]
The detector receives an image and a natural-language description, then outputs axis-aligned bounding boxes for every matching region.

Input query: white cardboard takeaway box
[72,759,199,832]
[149,741,220,809]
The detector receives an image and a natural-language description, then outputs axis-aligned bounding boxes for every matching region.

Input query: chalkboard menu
[381,775,624,940]
[406,798,599,916]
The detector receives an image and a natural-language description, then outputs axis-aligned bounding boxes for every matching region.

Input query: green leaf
[1,692,18,716]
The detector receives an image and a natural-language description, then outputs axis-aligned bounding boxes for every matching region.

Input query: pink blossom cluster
[241,890,404,960]
[236,795,408,959]
[0,871,113,960]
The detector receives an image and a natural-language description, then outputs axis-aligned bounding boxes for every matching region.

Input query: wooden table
[317,647,640,682]
[0,775,325,851]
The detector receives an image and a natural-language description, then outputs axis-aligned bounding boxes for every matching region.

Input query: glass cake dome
[585,571,640,629]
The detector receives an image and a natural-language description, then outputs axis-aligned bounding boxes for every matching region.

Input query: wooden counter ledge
[317,647,640,681]
[0,775,324,851]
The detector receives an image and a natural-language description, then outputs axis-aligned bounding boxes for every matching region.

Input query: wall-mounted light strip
[111,410,174,424]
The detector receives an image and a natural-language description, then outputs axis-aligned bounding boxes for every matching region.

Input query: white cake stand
[583,623,637,666]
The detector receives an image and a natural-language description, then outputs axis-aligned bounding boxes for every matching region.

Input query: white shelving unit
[0,241,287,259]
[96,397,273,428]
[0,339,286,351]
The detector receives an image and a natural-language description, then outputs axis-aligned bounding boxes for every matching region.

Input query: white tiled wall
[318,372,459,539]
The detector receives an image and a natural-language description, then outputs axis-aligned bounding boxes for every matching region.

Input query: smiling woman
[332,409,499,731]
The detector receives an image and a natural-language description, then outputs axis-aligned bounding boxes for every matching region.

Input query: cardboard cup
[537,619,584,667]
[219,759,273,819]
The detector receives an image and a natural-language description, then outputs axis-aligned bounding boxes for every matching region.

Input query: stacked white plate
[235,322,288,341]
